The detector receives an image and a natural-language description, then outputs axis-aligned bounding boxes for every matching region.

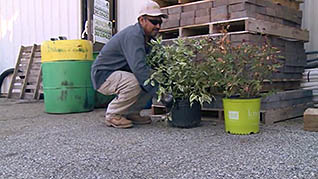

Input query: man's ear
[139,16,146,25]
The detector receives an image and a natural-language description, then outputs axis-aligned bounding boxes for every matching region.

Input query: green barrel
[42,61,95,113]
[93,52,99,60]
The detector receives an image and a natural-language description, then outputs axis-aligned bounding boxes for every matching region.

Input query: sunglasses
[146,18,162,26]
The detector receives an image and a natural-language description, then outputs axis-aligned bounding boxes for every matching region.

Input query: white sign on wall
[93,0,112,44]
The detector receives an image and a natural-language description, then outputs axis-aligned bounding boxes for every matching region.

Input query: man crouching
[91,0,168,128]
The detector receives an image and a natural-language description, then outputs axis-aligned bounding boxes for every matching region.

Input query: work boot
[126,113,152,125]
[105,115,133,129]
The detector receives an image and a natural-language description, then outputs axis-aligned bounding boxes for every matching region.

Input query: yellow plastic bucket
[41,40,93,62]
[223,98,261,135]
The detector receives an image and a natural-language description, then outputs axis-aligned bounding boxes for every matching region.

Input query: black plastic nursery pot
[169,99,201,128]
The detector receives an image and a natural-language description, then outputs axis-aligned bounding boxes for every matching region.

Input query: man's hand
[161,93,174,113]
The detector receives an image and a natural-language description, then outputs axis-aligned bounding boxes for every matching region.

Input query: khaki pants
[97,71,152,119]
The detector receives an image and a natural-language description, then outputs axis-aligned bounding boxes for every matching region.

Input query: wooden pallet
[261,102,313,124]
[154,0,199,7]
[157,0,303,9]
[160,18,309,41]
[7,45,42,100]
[272,0,303,10]
[201,89,313,124]
[152,101,312,124]
[160,0,303,24]
[202,102,312,124]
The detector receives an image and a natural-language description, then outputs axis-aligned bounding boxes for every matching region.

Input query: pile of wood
[159,0,308,91]
[160,0,304,30]
[203,89,313,124]
[7,45,43,100]
[155,0,302,10]
[156,0,312,123]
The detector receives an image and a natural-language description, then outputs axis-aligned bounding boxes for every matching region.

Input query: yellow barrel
[41,40,93,62]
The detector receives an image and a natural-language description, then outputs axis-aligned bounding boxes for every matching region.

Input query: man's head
[138,1,168,38]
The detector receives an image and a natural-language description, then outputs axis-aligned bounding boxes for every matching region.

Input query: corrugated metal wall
[302,0,318,52]
[117,0,147,31]
[0,0,81,74]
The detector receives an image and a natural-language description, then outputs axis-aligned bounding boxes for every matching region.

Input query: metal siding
[118,0,148,31]
[0,0,81,74]
[302,0,318,52]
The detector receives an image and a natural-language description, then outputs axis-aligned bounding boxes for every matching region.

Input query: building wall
[0,0,82,74]
[117,0,148,31]
[302,0,318,52]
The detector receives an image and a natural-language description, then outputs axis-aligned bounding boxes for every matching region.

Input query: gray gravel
[0,98,317,179]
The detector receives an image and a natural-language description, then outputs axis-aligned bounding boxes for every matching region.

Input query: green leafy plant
[205,34,282,98]
[145,37,214,106]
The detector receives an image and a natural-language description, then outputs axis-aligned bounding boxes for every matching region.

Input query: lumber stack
[155,0,302,10]
[160,0,305,31]
[7,45,43,100]
[203,89,313,124]
[159,0,308,91]
[157,0,312,123]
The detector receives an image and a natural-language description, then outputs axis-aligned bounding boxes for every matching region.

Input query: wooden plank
[262,80,301,91]
[37,80,43,100]
[21,53,32,59]
[246,18,309,42]
[23,93,34,100]
[13,78,24,83]
[19,44,36,99]
[182,3,197,12]
[303,108,318,132]
[283,66,304,73]
[34,67,42,99]
[30,66,41,71]
[262,89,313,102]
[167,6,182,14]
[155,0,176,7]
[271,0,301,10]
[262,102,313,124]
[214,0,229,7]
[271,73,302,80]
[197,1,213,9]
[25,84,36,90]
[195,16,211,24]
[195,8,210,17]
[160,0,214,9]
[9,93,20,99]
[13,83,23,89]
[210,5,229,22]
[7,46,24,98]
[180,11,195,26]
[261,96,312,110]
[202,102,312,124]
[179,0,197,4]
[152,104,167,115]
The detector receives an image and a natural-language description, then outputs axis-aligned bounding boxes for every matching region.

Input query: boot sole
[131,120,152,125]
[105,121,133,129]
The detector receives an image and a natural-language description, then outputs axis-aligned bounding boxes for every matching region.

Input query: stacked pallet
[156,0,312,123]
[159,0,308,91]
[155,0,302,9]
[203,89,313,124]
[159,0,306,36]
[7,45,43,100]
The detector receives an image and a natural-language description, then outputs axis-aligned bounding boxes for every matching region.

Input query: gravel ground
[0,98,317,179]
